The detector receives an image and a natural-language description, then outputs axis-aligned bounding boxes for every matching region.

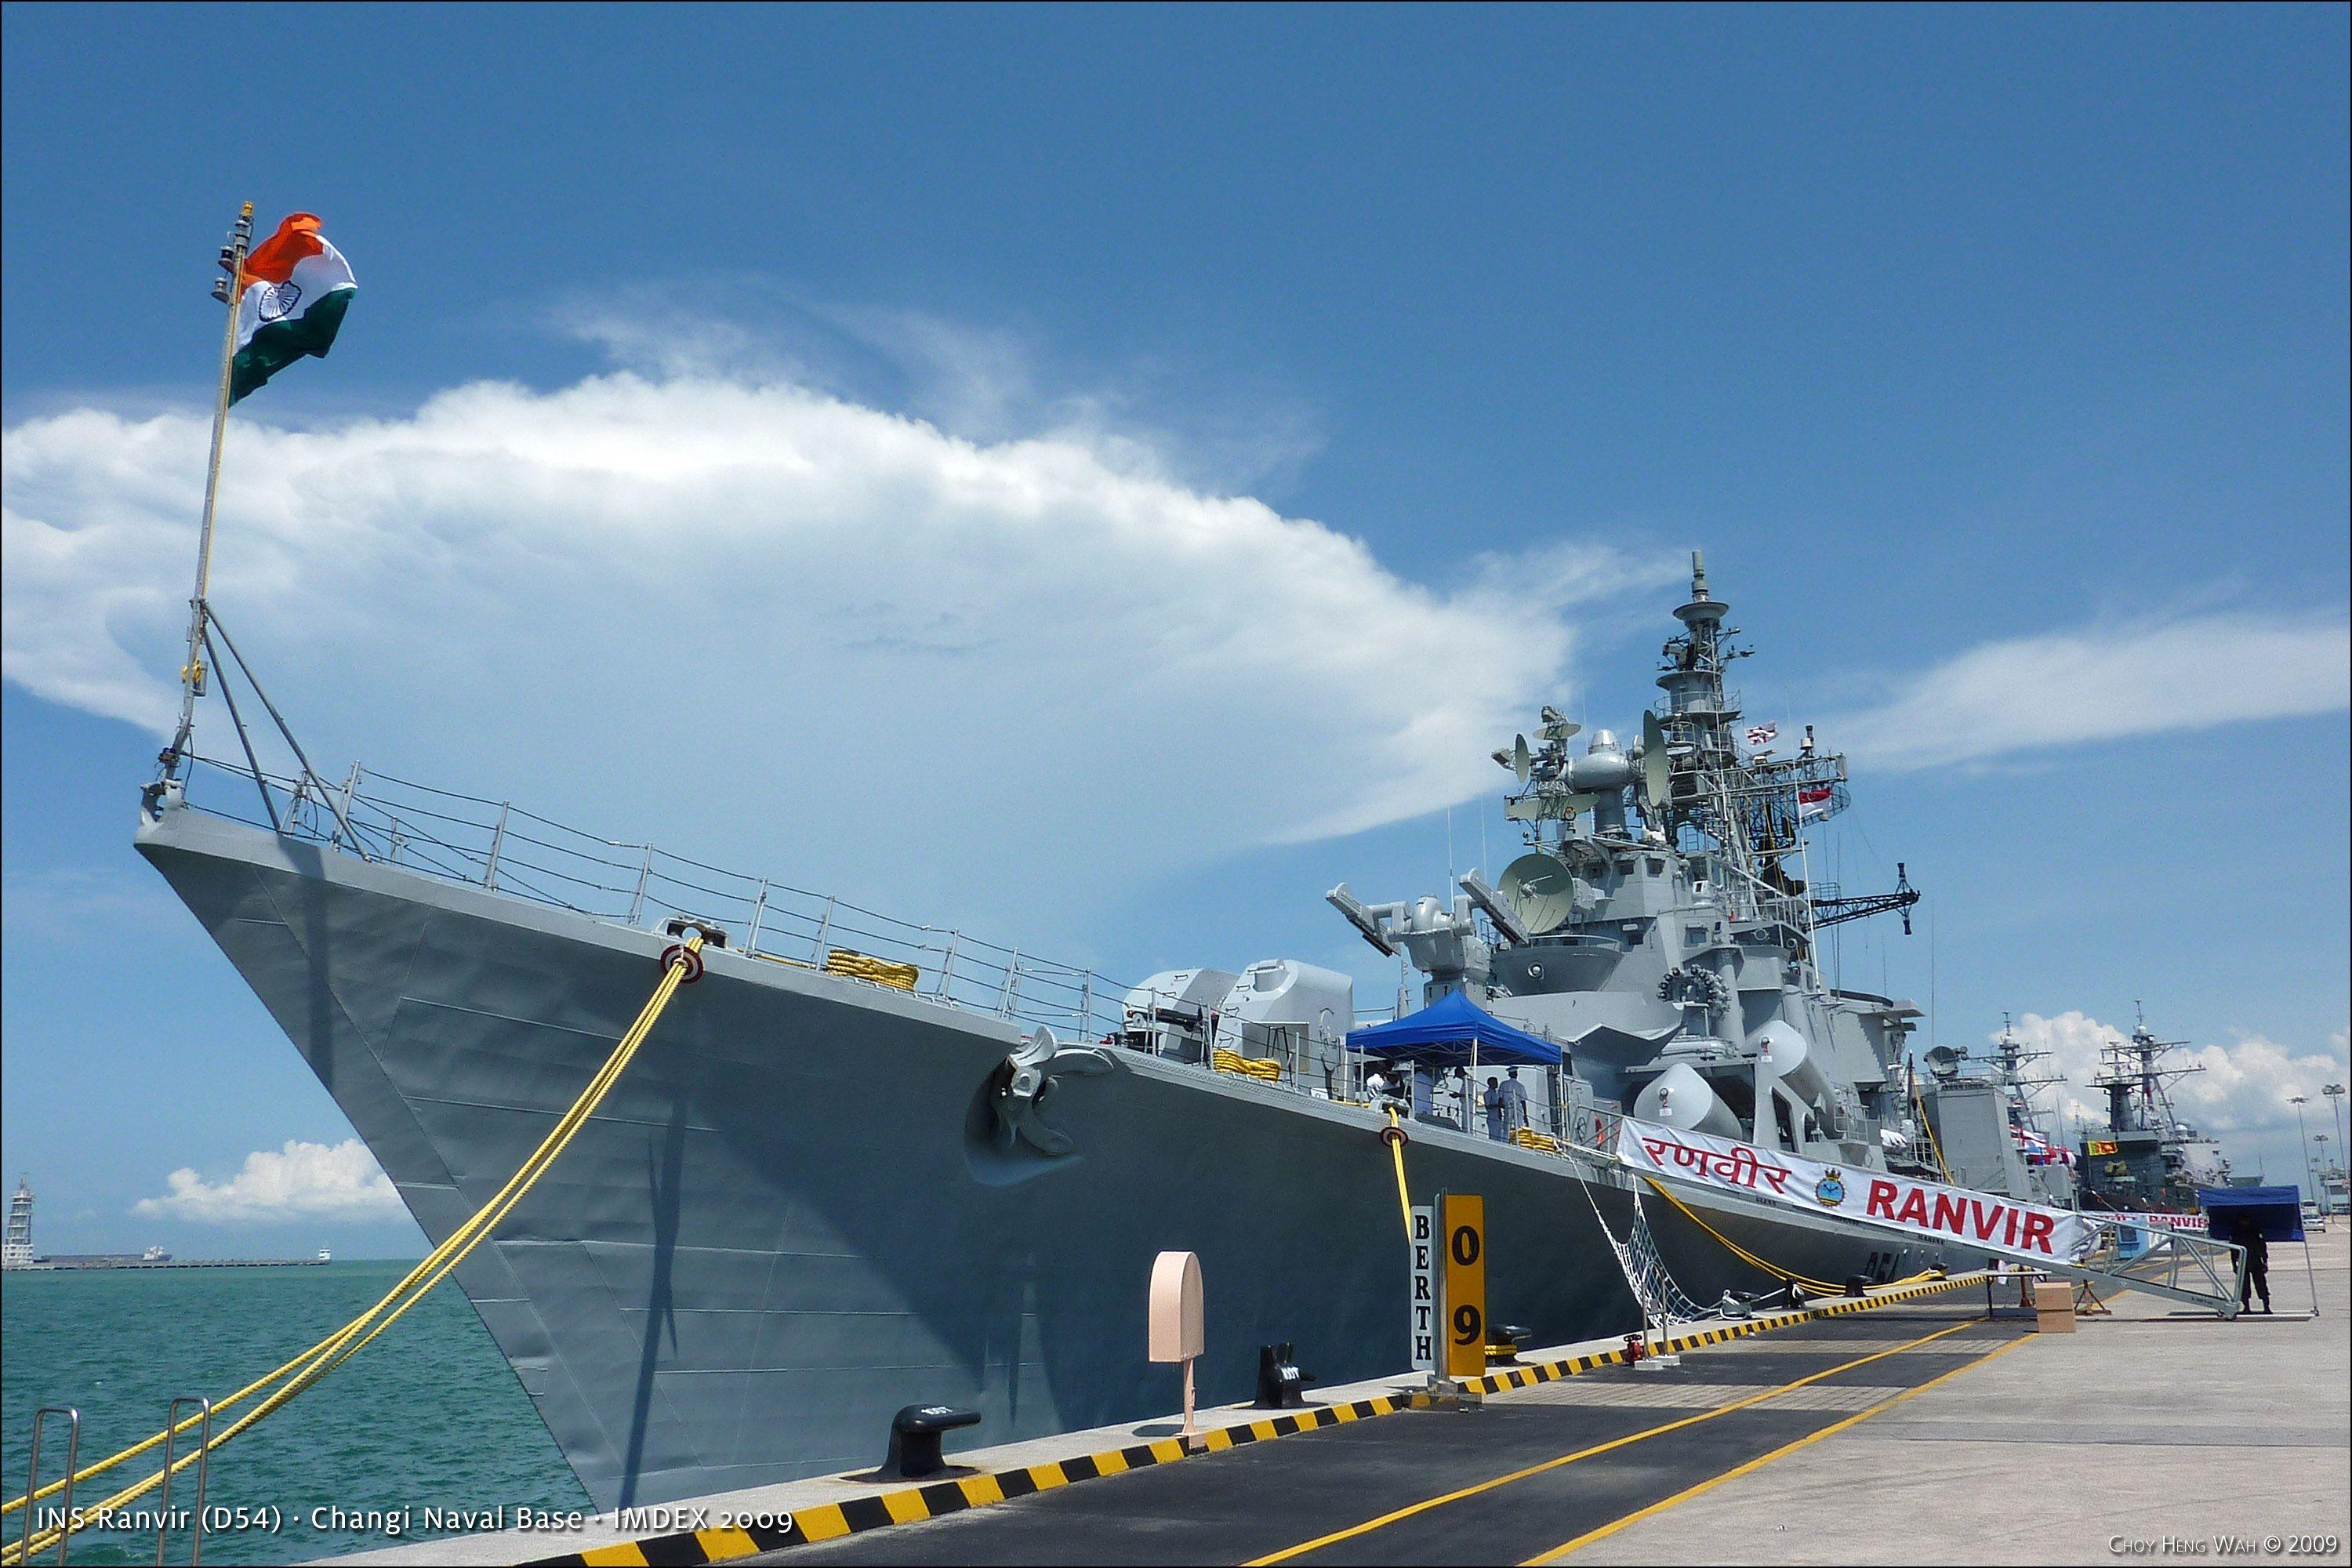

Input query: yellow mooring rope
[1382,1108,1414,1242]
[1641,1177,1939,1298]
[0,935,704,1566]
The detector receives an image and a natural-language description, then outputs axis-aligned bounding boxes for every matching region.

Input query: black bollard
[873,1403,982,1481]
[1252,1343,1313,1410]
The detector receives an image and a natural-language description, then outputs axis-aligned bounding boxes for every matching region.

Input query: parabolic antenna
[1639,711,1671,811]
[1498,851,1578,935]
[1512,734,1532,784]
[1925,1045,1965,1080]
[1539,705,1581,741]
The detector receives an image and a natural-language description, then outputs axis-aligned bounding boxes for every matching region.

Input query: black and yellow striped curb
[527,1272,1976,1567]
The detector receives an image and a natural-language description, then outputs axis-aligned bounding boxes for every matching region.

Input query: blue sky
[4,4,2347,1254]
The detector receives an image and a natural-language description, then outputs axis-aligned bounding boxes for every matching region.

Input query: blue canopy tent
[2200,1185,2306,1243]
[1346,991,1563,1134]
[2200,1185,2318,1317]
[1345,989,1563,1067]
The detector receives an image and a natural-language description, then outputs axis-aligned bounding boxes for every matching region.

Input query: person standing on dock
[2236,1216,2273,1314]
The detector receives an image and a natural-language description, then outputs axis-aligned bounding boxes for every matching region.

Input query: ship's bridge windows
[1685,925,1709,948]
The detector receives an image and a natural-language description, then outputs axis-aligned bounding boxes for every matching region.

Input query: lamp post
[2290,1094,2314,1203]
[2327,1082,2347,1178]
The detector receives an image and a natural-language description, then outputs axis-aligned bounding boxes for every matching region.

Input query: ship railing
[176,754,1120,1040]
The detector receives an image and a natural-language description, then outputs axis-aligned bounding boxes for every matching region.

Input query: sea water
[0,1261,592,1564]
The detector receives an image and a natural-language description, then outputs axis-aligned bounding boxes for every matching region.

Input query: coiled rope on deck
[1,935,705,1566]
[1210,1047,1283,1083]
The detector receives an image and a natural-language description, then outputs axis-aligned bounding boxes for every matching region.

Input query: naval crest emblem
[1814,1169,1848,1207]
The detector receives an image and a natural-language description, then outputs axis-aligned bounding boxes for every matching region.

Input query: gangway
[1603,1117,2247,1318]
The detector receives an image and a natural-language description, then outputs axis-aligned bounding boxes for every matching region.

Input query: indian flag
[230,214,355,402]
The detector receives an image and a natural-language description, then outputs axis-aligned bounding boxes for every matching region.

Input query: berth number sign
[1441,1192,1486,1381]
[1409,1205,1436,1372]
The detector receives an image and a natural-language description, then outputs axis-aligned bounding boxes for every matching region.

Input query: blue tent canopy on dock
[2199,1184,2306,1243]
[1345,989,1563,1067]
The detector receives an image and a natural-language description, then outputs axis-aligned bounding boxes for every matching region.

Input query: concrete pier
[324,1236,2350,1566]
[1568,1227,2350,1566]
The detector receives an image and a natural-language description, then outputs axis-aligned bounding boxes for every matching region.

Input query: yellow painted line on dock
[1522,1331,2034,1564]
[1242,1319,1986,1567]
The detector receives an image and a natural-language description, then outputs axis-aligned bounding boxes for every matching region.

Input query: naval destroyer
[2075,1008,2232,1215]
[139,554,2021,1509]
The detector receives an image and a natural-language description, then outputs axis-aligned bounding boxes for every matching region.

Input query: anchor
[992,1026,1113,1156]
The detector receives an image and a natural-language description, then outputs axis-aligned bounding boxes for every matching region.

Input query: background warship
[2074,1008,2233,1215]
[139,553,2042,1508]
[1896,1019,2078,1208]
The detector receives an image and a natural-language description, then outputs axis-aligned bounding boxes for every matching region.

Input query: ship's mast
[1987,1012,2063,1135]
[2089,1001,2205,1135]
[1489,553,1913,967]
[1648,554,1882,952]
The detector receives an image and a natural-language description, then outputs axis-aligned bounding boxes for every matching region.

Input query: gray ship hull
[135,804,1922,1510]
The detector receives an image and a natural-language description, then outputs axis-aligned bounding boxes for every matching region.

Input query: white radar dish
[1498,852,1578,935]
[1640,711,1671,810]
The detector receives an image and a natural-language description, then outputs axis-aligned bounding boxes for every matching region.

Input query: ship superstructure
[1323,554,1924,1174]
[2078,1006,2231,1213]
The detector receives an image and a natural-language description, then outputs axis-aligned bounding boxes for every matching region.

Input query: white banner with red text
[2097,1210,2208,1232]
[1617,1118,2101,1264]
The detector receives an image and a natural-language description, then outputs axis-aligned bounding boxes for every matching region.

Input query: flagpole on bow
[164,200,256,779]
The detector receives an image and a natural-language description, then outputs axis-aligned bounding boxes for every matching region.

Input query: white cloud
[2,371,1661,941]
[1831,614,2350,772]
[2007,1011,2351,1143]
[550,289,1328,495]
[133,1138,404,1223]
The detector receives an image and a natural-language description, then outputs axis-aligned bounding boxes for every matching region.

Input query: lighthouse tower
[2,1177,33,1269]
